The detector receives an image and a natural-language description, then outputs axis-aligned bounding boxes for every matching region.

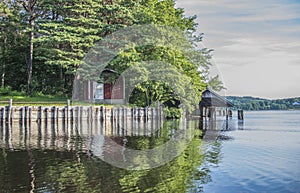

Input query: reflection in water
[0,117,224,192]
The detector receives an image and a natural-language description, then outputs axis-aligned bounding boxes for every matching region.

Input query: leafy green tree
[1,0,220,100]
[207,75,225,91]
[0,1,28,91]
[35,0,137,95]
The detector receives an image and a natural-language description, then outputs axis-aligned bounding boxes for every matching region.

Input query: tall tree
[0,0,27,90]
[36,0,136,95]
[0,1,11,87]
[1,0,220,99]
[21,0,39,95]
[98,0,210,108]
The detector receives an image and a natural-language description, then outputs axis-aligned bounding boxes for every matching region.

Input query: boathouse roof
[200,88,234,107]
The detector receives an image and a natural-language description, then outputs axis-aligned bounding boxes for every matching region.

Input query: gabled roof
[200,88,234,107]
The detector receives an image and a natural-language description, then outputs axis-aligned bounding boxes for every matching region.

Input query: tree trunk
[1,35,6,88]
[27,19,34,95]
[23,0,37,95]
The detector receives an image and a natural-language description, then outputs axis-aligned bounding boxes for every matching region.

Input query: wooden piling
[0,107,4,126]
[228,110,233,118]
[37,106,42,123]
[6,99,13,123]
[0,104,165,133]
[238,110,244,120]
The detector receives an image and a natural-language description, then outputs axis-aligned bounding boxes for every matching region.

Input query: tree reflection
[0,119,223,192]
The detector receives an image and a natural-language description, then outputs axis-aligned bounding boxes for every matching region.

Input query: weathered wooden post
[24,106,29,128]
[62,107,66,125]
[95,107,99,120]
[115,108,118,135]
[51,107,56,127]
[138,108,142,135]
[132,107,135,135]
[144,107,147,122]
[6,99,13,123]
[0,107,4,127]
[55,107,59,132]
[124,107,128,135]
[100,106,104,121]
[152,107,156,136]
[142,108,147,136]
[66,99,70,125]
[19,107,24,126]
[199,106,204,130]
[117,107,121,136]
[9,99,13,123]
[122,107,125,136]
[137,107,141,121]
[28,106,32,122]
[37,106,42,123]
[225,108,229,130]
[228,110,232,118]
[71,107,74,123]
[44,107,49,124]
[238,109,244,120]
[37,112,42,147]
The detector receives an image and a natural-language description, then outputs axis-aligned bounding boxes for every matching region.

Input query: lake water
[0,110,299,192]
[201,110,300,193]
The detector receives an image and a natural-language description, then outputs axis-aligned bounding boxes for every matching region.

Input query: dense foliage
[228,96,300,110]
[0,0,216,103]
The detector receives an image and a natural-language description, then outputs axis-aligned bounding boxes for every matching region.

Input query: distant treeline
[227,96,300,110]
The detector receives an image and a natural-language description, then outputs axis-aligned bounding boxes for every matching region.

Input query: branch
[31,0,38,10]
[22,1,29,12]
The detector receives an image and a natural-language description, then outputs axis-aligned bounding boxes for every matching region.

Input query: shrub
[0,86,25,96]
[164,107,182,119]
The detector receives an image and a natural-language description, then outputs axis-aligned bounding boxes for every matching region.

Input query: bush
[0,86,25,96]
[164,107,182,119]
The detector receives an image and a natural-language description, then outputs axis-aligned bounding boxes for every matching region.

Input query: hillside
[226,96,300,110]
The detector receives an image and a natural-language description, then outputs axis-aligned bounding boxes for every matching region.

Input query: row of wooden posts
[197,107,244,120]
[1,99,244,127]
[0,99,164,124]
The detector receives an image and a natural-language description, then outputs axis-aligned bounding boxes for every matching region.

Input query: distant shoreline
[227,96,300,111]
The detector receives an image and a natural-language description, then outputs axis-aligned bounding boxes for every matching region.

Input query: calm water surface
[0,110,300,193]
[201,110,300,193]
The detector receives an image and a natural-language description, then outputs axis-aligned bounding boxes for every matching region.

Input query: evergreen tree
[1,0,218,101]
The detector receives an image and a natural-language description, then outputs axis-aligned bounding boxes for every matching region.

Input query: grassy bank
[0,87,68,106]
[0,95,68,106]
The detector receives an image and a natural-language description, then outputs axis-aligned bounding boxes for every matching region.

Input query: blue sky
[176,0,300,99]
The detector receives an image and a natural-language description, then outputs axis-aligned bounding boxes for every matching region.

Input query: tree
[21,0,39,95]
[1,0,219,99]
[0,1,12,88]
[207,75,225,91]
[0,1,28,90]
[76,0,212,109]
[35,0,137,95]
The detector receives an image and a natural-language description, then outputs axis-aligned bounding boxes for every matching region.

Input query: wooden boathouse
[199,88,234,118]
[199,88,235,130]
[73,69,125,104]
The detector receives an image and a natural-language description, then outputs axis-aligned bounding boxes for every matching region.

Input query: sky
[176,0,300,99]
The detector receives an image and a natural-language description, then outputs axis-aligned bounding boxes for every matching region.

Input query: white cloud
[176,0,300,98]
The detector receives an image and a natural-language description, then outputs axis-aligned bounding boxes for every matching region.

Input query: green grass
[0,95,68,106]
[0,95,116,108]
[0,88,119,108]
